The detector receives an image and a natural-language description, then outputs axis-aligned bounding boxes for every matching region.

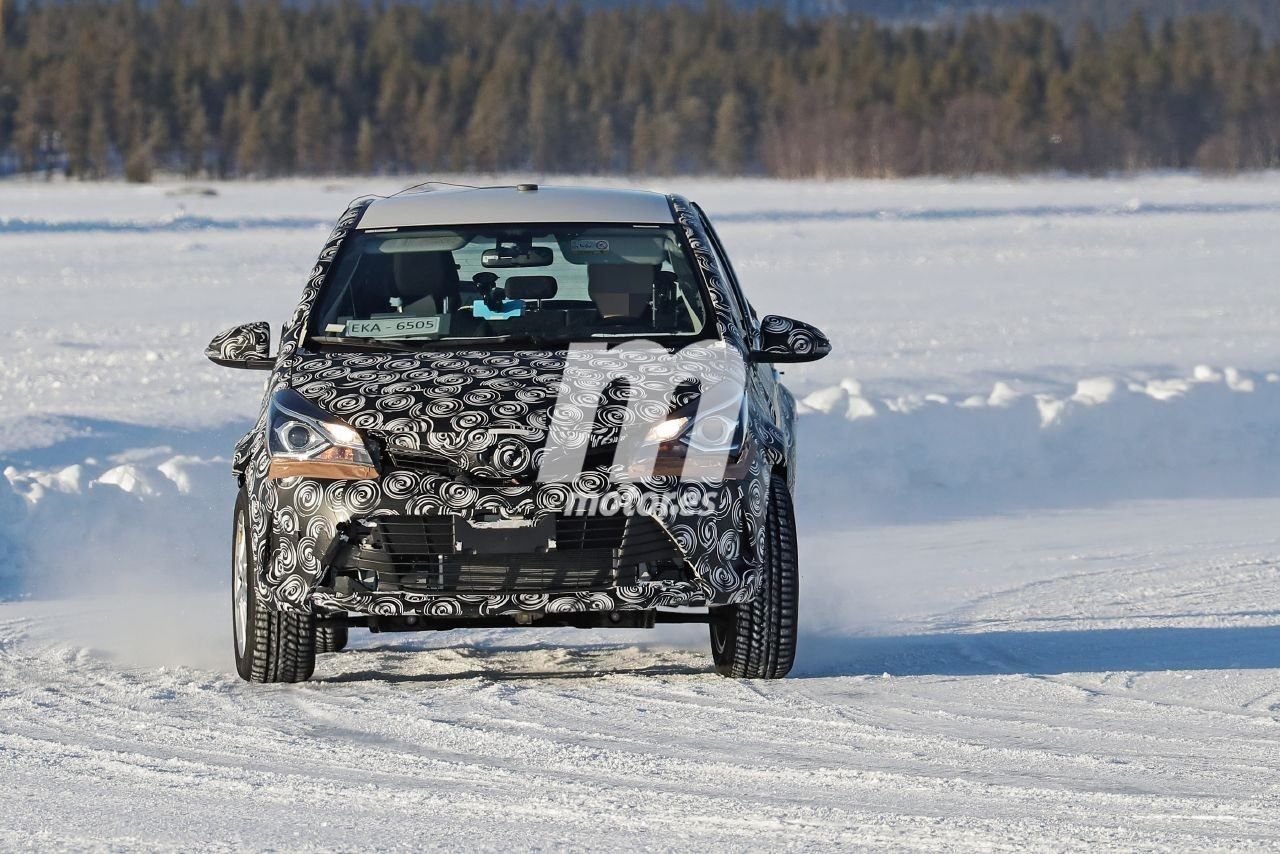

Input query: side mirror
[749,315,831,364]
[206,321,275,370]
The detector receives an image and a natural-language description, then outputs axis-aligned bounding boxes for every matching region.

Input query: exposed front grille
[329,513,685,595]
[555,514,625,551]
[384,450,456,478]
[385,449,538,485]
[352,551,625,593]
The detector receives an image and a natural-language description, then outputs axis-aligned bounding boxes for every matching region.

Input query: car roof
[356,185,676,229]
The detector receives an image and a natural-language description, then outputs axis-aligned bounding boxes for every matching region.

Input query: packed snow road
[4,500,1280,849]
[4,175,1280,849]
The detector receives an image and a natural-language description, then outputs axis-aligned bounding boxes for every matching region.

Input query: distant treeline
[2,0,1279,179]
[792,0,1280,44]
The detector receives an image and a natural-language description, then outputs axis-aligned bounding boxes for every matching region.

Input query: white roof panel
[357,185,675,229]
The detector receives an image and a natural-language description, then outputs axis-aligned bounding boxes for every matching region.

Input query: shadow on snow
[794,623,1280,678]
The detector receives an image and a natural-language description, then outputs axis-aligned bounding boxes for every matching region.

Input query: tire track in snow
[4,601,1280,849]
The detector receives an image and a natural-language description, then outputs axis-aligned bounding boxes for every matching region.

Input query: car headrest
[504,275,558,301]
[587,264,655,319]
[392,251,459,303]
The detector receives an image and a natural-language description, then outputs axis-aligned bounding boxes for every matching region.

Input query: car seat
[588,263,656,322]
[393,251,461,315]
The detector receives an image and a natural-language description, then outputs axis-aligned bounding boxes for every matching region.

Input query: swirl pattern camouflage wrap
[756,313,832,361]
[222,193,816,618]
[205,321,272,366]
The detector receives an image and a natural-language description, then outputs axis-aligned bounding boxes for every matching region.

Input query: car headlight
[645,416,690,444]
[644,393,747,459]
[266,389,378,480]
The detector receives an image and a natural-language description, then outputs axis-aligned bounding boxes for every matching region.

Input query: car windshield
[306,224,711,347]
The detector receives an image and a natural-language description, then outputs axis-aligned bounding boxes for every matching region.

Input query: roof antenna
[390,179,480,198]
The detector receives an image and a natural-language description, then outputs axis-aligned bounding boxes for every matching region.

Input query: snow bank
[796,364,1280,522]
[1,454,234,599]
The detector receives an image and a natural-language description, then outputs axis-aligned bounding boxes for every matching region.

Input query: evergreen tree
[88,107,110,179]
[12,88,44,172]
[528,47,569,173]
[182,88,210,177]
[355,116,376,174]
[0,1,1274,179]
[712,91,749,174]
[413,80,448,172]
[595,113,617,174]
[217,93,242,179]
[237,110,265,177]
[294,89,333,174]
[630,105,653,175]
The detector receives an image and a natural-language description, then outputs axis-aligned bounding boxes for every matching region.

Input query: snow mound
[1,454,233,599]
[796,365,1280,521]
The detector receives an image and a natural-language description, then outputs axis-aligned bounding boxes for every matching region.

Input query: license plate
[345,316,442,338]
[454,515,555,555]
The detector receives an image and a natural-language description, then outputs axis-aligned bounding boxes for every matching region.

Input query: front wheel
[709,473,798,679]
[232,490,316,683]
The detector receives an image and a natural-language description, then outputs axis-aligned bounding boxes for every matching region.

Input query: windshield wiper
[307,333,569,351]
[305,336,423,353]
[408,334,568,348]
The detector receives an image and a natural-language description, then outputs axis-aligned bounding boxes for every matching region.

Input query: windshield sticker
[344,316,444,338]
[570,238,610,254]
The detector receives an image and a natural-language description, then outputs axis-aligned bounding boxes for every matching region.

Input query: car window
[693,204,754,331]
[308,224,712,347]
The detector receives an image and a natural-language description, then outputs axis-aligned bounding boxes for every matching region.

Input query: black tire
[232,490,316,683]
[315,622,349,654]
[709,473,798,679]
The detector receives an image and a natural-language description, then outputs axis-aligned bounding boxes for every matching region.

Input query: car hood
[290,348,568,434]
[286,345,737,481]
[290,349,575,482]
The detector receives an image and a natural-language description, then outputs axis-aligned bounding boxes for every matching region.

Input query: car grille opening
[327,513,687,595]
[382,449,455,478]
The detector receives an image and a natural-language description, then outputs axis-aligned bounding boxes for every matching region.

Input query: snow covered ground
[4,174,1280,849]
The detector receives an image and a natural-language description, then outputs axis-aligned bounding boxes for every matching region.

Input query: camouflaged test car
[207,183,830,683]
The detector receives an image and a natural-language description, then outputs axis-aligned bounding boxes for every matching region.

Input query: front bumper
[251,463,769,617]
